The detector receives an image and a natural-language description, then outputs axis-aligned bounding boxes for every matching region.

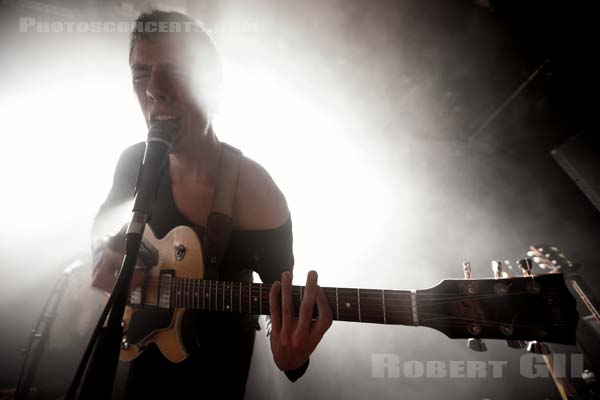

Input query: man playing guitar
[90,9,332,399]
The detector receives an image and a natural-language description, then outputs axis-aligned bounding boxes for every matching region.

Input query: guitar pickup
[130,287,142,305]
[158,270,174,309]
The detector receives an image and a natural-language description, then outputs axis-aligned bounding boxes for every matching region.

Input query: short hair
[129,9,223,114]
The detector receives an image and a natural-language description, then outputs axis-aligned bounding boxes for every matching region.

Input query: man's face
[130,36,209,151]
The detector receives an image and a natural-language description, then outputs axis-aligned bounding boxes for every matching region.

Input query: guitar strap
[203,142,242,280]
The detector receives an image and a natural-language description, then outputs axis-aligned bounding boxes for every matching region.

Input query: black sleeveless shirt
[92,142,298,399]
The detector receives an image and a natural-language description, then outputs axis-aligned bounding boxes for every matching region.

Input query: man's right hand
[91,245,148,294]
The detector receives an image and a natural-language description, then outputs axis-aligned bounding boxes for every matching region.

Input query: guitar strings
[136,280,543,304]
[137,279,540,305]
[125,278,555,331]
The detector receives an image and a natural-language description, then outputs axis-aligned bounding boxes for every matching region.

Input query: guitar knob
[467,338,488,352]
[121,337,129,350]
[506,340,527,349]
[527,341,550,354]
[175,244,186,261]
[517,258,533,277]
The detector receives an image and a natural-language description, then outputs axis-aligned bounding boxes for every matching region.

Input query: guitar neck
[130,270,577,344]
[169,278,416,326]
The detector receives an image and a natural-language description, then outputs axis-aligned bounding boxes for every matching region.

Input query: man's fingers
[296,270,318,335]
[280,271,295,336]
[311,286,333,339]
[269,281,282,335]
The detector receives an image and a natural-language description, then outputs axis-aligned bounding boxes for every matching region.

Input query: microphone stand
[66,121,175,400]
[14,259,84,400]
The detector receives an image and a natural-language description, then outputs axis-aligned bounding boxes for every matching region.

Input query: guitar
[528,244,600,396]
[528,244,600,328]
[118,225,579,363]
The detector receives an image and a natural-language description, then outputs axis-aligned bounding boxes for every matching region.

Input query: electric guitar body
[120,225,204,363]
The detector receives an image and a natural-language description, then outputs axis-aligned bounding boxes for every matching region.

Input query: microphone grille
[148,120,177,146]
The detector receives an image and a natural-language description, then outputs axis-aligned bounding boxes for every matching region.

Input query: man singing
[91,9,332,398]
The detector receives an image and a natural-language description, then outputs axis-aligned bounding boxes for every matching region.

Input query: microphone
[67,121,177,400]
[132,120,177,216]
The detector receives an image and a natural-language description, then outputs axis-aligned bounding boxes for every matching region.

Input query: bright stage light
[0,24,398,290]
[0,68,141,245]
[214,61,395,286]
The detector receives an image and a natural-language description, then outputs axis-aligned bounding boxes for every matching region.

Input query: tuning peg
[497,277,526,349]
[491,260,501,278]
[517,258,533,277]
[527,341,551,354]
[506,340,527,349]
[491,260,509,279]
[462,263,487,352]
[467,338,488,352]
[462,261,471,280]
[526,250,535,257]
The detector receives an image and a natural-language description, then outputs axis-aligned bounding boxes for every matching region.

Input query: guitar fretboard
[169,278,415,326]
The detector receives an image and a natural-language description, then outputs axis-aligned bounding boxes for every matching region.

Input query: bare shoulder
[234,155,290,230]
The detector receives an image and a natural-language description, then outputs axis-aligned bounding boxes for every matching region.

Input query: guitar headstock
[527,244,579,275]
[417,271,578,345]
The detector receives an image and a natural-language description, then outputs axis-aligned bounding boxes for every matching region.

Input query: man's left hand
[268,270,333,371]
